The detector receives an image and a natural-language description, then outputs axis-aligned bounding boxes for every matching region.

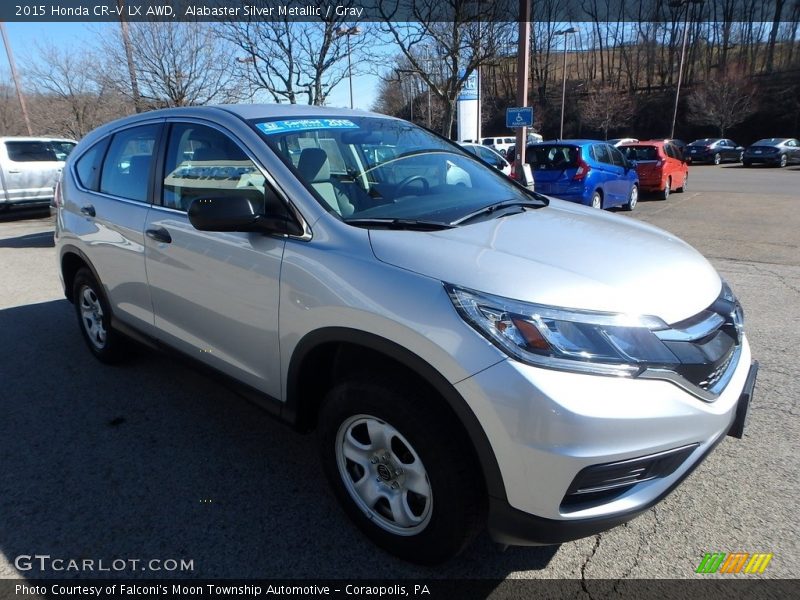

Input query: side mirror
[188,194,302,236]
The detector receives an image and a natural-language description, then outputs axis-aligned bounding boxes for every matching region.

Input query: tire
[72,268,126,363]
[713,153,721,165]
[779,154,787,168]
[739,151,744,162]
[658,177,671,201]
[623,184,638,211]
[317,375,483,565]
[590,191,602,209]
[676,173,687,193]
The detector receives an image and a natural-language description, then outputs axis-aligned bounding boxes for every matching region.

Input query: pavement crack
[580,534,602,599]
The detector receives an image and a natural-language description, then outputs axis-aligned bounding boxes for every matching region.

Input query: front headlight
[446,284,680,377]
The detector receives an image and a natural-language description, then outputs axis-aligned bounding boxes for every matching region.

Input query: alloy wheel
[79,284,107,350]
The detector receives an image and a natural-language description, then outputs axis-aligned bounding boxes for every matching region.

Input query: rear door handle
[80,204,95,217]
[7,169,20,173]
[146,227,172,244]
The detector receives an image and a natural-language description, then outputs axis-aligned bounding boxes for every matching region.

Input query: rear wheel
[590,191,602,209]
[623,184,638,211]
[72,268,127,363]
[738,151,744,162]
[743,160,752,167]
[713,153,721,165]
[779,154,788,168]
[676,173,687,193]
[318,375,483,565]
[658,177,671,200]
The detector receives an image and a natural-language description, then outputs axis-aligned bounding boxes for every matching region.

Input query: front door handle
[80,204,95,217]
[146,227,172,244]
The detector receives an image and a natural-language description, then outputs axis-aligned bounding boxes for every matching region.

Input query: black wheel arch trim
[59,244,106,304]
[285,326,507,501]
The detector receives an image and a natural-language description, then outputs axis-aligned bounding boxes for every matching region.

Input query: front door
[143,121,285,398]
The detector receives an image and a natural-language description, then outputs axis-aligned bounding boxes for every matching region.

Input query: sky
[3,21,381,110]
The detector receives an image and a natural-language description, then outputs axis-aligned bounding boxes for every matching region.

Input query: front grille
[651,291,743,399]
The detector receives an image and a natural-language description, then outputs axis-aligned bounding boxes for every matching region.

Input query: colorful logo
[696,552,773,574]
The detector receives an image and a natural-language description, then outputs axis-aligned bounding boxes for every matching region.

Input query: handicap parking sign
[506,107,534,128]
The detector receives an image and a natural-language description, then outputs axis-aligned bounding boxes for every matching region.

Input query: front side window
[252,116,538,226]
[608,146,626,168]
[99,125,159,203]
[162,123,265,213]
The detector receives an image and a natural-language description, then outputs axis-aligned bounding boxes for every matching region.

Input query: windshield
[688,139,717,146]
[251,116,540,226]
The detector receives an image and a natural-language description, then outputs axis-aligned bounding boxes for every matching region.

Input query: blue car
[525,140,639,210]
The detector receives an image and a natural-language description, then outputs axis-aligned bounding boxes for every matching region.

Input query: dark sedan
[743,138,800,168]
[685,138,744,165]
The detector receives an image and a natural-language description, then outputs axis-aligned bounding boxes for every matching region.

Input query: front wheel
[318,376,483,565]
[623,184,638,211]
[743,160,752,167]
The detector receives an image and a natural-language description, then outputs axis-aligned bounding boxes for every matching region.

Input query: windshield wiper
[452,199,547,225]
[346,218,454,231]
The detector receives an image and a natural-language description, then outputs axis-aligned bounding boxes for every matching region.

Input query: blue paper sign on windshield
[256,119,359,135]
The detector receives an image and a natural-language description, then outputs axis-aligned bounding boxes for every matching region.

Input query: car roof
[621,140,666,147]
[0,136,77,143]
[536,139,604,146]
[754,138,788,144]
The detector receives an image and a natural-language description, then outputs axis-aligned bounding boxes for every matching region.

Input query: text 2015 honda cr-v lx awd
[54,105,758,564]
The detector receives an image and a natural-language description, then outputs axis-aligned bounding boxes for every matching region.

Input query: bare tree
[378,0,513,136]
[687,76,757,136]
[219,9,371,106]
[101,21,242,108]
[579,85,636,140]
[25,43,127,138]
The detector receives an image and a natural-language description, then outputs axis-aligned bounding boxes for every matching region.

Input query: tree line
[1,1,798,143]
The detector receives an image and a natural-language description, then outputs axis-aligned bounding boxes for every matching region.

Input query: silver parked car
[0,137,77,209]
[55,105,757,564]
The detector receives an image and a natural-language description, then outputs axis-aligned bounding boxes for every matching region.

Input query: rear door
[607,145,631,205]
[69,122,162,333]
[143,120,285,398]
[1,140,64,202]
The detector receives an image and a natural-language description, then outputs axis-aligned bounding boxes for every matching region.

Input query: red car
[620,141,688,200]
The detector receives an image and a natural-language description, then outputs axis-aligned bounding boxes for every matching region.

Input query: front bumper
[454,338,754,544]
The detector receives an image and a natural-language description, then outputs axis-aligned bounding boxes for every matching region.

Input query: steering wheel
[395,175,429,197]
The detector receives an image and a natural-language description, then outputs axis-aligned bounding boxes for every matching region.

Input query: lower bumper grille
[561,444,699,511]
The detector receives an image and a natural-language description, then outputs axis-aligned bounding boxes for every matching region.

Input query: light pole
[336,26,361,109]
[669,0,704,139]
[556,27,577,140]
[0,23,32,135]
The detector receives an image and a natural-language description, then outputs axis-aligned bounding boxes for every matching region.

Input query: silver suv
[55,105,757,564]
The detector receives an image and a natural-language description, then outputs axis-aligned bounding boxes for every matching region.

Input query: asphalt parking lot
[0,164,798,583]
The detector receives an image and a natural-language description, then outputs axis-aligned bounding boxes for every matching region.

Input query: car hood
[368,199,720,325]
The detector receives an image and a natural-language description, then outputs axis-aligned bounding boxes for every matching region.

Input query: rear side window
[5,141,59,162]
[591,144,611,164]
[74,138,110,192]
[100,125,160,203]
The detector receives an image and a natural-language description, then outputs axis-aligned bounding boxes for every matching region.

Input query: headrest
[297,148,330,183]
